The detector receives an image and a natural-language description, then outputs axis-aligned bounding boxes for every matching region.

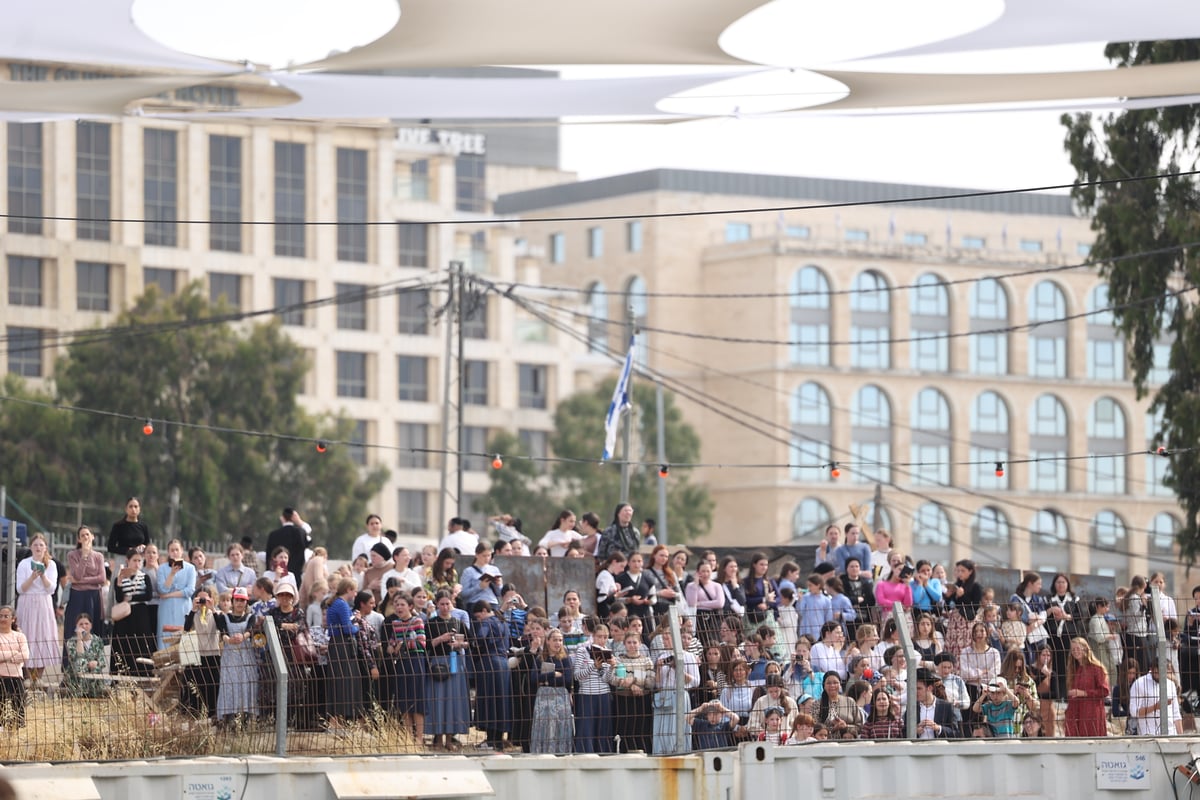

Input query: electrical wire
[0,168,1196,227]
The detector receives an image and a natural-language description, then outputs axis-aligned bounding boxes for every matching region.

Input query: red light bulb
[142,420,154,436]
[491,455,503,470]
[995,462,1005,478]
[658,464,670,478]
[315,441,327,453]
[830,463,841,479]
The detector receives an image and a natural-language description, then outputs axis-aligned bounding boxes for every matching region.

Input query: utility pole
[456,262,466,513]
[619,302,635,502]
[655,381,668,545]
[872,483,883,533]
[437,261,464,530]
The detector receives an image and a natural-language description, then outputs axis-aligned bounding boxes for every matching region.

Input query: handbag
[291,630,319,664]
[110,600,132,622]
[178,630,202,666]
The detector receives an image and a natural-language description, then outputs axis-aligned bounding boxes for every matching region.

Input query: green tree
[14,283,388,553]
[0,375,84,529]
[1062,39,1200,560]
[479,379,713,542]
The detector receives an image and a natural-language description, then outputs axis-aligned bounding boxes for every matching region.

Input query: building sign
[1095,753,1150,790]
[396,127,486,156]
[182,774,245,800]
[4,61,297,112]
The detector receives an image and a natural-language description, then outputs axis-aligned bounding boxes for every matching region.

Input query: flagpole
[620,301,635,501]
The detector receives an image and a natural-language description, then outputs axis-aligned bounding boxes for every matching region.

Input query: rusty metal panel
[455,555,597,617]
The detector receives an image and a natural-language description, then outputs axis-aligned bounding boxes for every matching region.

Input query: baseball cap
[986,677,1008,692]
[231,587,250,601]
[482,564,503,578]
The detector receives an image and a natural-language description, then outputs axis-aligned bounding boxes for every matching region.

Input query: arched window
[913,502,950,546]
[851,384,891,483]
[972,506,1011,549]
[910,273,949,372]
[970,391,1010,490]
[911,387,951,486]
[1029,394,1068,492]
[850,270,890,369]
[1028,281,1068,378]
[790,266,831,366]
[1091,510,1128,583]
[968,278,1009,375]
[790,382,832,481]
[586,281,608,354]
[626,276,648,367]
[1087,283,1124,380]
[1030,509,1070,572]
[1150,512,1179,562]
[1087,397,1127,494]
[792,497,832,541]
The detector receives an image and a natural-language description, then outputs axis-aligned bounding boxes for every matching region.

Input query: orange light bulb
[316,441,327,453]
[994,462,1005,478]
[491,455,503,470]
[658,464,670,478]
[142,420,154,436]
[830,463,841,479]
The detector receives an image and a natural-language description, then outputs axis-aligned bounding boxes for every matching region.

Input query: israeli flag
[602,335,636,461]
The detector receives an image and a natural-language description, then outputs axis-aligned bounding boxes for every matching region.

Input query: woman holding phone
[16,534,58,684]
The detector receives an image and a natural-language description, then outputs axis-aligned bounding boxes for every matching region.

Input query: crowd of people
[0,498,1189,751]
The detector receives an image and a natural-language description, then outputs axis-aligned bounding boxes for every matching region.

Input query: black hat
[371,542,393,560]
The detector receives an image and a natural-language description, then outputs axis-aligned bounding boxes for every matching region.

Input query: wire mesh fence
[0,584,1192,760]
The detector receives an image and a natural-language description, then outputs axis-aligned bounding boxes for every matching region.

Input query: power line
[0,168,1196,227]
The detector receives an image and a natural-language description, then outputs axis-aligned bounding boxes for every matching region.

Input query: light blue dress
[155,562,197,650]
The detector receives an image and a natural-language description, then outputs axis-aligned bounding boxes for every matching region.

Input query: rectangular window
[1149,342,1171,385]
[337,147,368,262]
[469,230,488,272]
[463,426,489,471]
[626,221,643,252]
[209,272,242,309]
[406,159,430,201]
[76,121,111,241]
[7,122,43,235]
[519,429,549,474]
[1087,339,1123,381]
[463,296,487,340]
[1146,453,1173,497]
[336,351,368,398]
[397,289,430,335]
[398,222,429,268]
[76,261,110,311]
[396,489,428,535]
[725,222,751,242]
[970,333,1007,376]
[7,255,42,306]
[549,233,565,264]
[1030,451,1067,492]
[910,444,950,486]
[274,141,306,257]
[518,364,548,409]
[785,225,810,239]
[844,228,869,242]
[1019,239,1043,253]
[348,419,368,466]
[969,446,1009,490]
[903,232,927,246]
[144,267,177,296]
[209,135,243,252]
[850,326,889,369]
[143,129,178,247]
[850,441,890,484]
[910,334,948,373]
[790,323,829,367]
[335,283,368,330]
[397,422,429,469]
[396,355,429,402]
[1077,243,1092,257]
[274,278,306,326]
[1029,335,1066,378]
[961,235,986,250]
[464,360,489,405]
[6,326,42,377]
[454,153,486,213]
[588,227,604,258]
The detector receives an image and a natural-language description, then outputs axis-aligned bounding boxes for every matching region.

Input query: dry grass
[0,688,421,762]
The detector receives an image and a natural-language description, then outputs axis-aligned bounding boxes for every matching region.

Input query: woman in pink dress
[16,533,59,683]
[1064,637,1110,736]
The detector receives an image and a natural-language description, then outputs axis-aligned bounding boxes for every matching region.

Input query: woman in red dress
[1064,636,1110,736]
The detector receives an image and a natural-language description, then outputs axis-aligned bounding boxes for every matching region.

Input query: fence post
[261,615,289,756]
[1150,587,1170,735]
[666,605,687,753]
[893,601,918,739]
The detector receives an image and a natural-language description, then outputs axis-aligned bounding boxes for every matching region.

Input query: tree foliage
[1062,39,1200,560]
[0,284,387,554]
[478,379,713,542]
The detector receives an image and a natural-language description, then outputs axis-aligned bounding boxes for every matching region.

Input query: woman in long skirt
[155,539,197,651]
[470,601,512,750]
[425,591,470,750]
[16,534,59,683]
[383,592,427,749]
[216,588,258,722]
[324,579,363,728]
[653,641,696,755]
[509,618,546,752]
[111,551,155,675]
[572,623,616,753]
[531,629,574,754]
[62,526,106,662]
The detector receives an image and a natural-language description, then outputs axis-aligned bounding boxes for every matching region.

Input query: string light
[142,420,154,436]
[995,461,1005,478]
[830,462,841,479]
[659,464,670,478]
[1156,446,1169,456]
[491,454,503,470]
[315,441,327,454]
